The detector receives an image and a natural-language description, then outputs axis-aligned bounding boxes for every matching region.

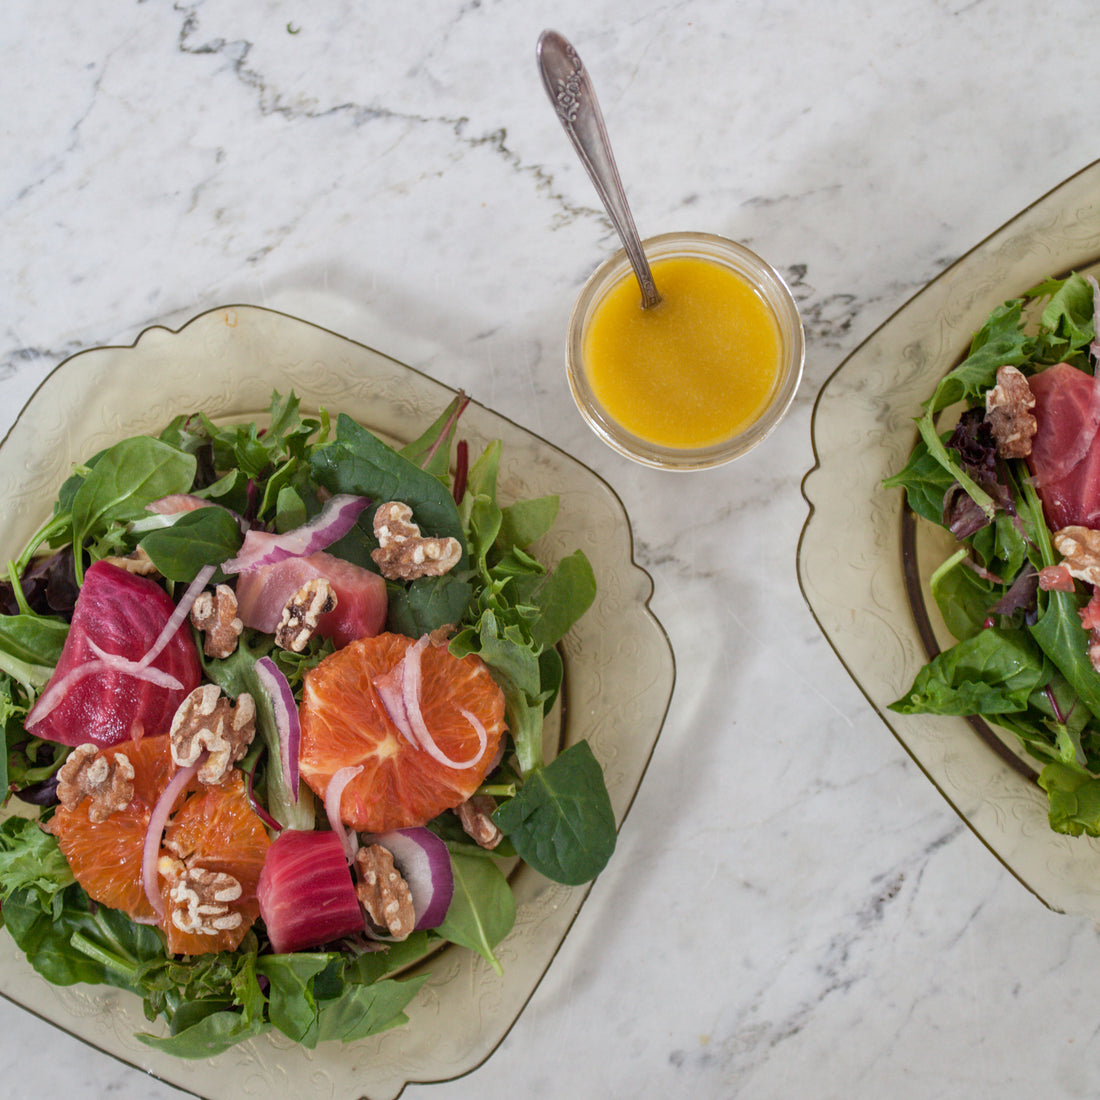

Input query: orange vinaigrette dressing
[581,255,782,449]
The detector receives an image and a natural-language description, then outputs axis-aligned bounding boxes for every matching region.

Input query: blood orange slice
[298,633,506,833]
[48,734,270,955]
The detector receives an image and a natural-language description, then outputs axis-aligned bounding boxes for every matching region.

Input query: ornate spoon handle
[537,29,661,309]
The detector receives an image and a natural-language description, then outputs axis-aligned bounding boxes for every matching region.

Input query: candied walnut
[190,584,243,659]
[354,843,415,940]
[371,501,462,580]
[55,743,135,823]
[984,364,1037,459]
[1053,526,1100,586]
[169,683,256,786]
[164,864,244,935]
[456,795,502,850]
[102,546,159,576]
[275,577,337,652]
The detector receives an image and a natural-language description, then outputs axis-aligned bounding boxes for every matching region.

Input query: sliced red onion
[254,656,300,802]
[221,495,371,575]
[368,827,454,931]
[324,764,362,863]
[86,640,184,691]
[25,661,108,729]
[141,756,203,920]
[136,564,217,671]
[398,636,486,771]
[374,666,417,746]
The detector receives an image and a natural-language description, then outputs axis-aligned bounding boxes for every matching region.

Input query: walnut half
[985,364,1037,458]
[275,577,337,652]
[162,861,244,935]
[354,843,415,940]
[169,684,256,786]
[190,584,243,659]
[55,743,135,823]
[371,501,462,580]
[1053,526,1100,586]
[456,795,503,850]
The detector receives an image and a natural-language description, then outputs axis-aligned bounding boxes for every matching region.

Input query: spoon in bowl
[536,29,661,309]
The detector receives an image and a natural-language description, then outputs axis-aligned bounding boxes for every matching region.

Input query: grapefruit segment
[298,633,506,833]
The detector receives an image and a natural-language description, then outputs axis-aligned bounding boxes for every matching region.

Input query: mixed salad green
[885,272,1100,837]
[0,390,615,1056]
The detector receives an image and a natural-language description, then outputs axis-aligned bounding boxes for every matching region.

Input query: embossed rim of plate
[0,304,676,1099]
[797,157,1100,920]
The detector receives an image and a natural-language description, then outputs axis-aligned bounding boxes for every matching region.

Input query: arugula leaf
[492,741,616,885]
[881,435,956,526]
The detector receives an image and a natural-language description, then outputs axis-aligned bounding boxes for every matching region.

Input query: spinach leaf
[138,506,243,582]
[255,952,329,1043]
[0,613,68,667]
[435,849,515,973]
[889,626,1050,716]
[1039,760,1100,836]
[310,414,468,566]
[493,740,616,885]
[314,974,428,1043]
[137,1006,269,1058]
[69,436,196,581]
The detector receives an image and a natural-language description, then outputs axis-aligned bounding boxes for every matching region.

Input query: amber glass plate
[799,159,1100,920]
[0,306,675,1098]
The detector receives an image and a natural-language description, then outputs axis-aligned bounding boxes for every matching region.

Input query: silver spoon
[536,29,661,309]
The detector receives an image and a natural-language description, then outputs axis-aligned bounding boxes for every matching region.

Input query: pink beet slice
[25,560,201,747]
[257,829,364,953]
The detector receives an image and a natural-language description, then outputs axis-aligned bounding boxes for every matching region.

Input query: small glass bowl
[565,231,805,470]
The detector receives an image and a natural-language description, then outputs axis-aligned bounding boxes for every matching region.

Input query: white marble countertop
[6,2,1100,1097]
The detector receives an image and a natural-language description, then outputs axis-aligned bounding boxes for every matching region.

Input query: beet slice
[25,561,201,747]
[257,829,364,953]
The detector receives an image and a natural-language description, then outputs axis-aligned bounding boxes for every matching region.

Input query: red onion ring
[221,495,371,574]
[137,564,217,671]
[367,827,454,931]
[87,639,184,690]
[141,756,203,920]
[324,765,362,863]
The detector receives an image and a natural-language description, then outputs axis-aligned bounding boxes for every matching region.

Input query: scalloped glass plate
[798,159,1100,920]
[0,306,675,1098]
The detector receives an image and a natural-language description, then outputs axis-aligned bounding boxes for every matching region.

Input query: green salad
[884,272,1100,837]
[0,390,615,1056]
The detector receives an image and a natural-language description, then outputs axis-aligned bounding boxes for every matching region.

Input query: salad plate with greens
[0,305,674,1099]
[800,158,1100,921]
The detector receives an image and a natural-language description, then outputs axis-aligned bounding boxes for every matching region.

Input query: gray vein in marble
[170,3,608,234]
[665,820,967,1089]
